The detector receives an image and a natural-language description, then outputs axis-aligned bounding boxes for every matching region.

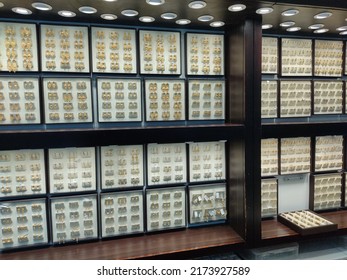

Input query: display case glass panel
[261,80,278,118]
[262,37,278,74]
[280,137,311,175]
[51,195,98,243]
[100,145,144,189]
[40,25,89,72]
[315,40,343,77]
[0,77,40,125]
[188,141,226,182]
[0,22,39,72]
[43,78,92,124]
[0,199,48,250]
[48,147,96,193]
[145,79,185,122]
[91,27,137,74]
[281,38,312,76]
[101,191,144,237]
[189,184,227,224]
[146,187,186,232]
[147,143,187,186]
[139,30,181,75]
[97,78,141,122]
[313,173,342,211]
[0,149,46,197]
[186,33,224,76]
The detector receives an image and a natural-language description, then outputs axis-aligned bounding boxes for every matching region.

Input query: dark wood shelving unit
[0,225,244,260]
[0,124,245,149]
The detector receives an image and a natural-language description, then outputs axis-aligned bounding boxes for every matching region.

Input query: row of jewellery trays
[261,136,344,177]
[0,184,227,250]
[0,78,225,125]
[0,22,224,75]
[261,173,347,218]
[262,37,345,77]
[0,141,226,198]
[261,80,346,119]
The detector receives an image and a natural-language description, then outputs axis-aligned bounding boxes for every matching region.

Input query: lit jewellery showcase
[260,135,347,219]
[0,141,227,250]
[262,36,347,120]
[0,20,228,252]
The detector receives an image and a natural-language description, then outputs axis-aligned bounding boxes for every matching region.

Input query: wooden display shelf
[261,210,347,242]
[0,225,244,260]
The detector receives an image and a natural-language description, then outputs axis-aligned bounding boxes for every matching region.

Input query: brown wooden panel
[0,226,244,260]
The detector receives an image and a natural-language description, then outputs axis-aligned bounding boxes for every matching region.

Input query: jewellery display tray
[278,210,338,236]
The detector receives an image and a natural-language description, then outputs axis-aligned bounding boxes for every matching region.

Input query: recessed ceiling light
[121,9,139,17]
[308,24,324,30]
[262,24,273,30]
[0,3,4,8]
[280,21,295,27]
[146,0,165,5]
[188,1,206,9]
[58,10,76,17]
[228,4,246,12]
[176,19,191,25]
[12,7,32,15]
[32,2,52,11]
[139,16,155,22]
[314,28,329,34]
[282,9,299,16]
[79,6,97,14]
[198,15,214,22]
[210,21,225,27]
[339,31,347,35]
[287,26,301,32]
[314,12,332,19]
[161,12,177,20]
[337,26,347,31]
[256,7,274,15]
[101,14,117,20]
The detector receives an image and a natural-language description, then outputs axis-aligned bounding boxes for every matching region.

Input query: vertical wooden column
[225,17,262,245]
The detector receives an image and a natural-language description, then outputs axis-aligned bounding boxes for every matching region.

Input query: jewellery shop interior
[1,0,347,260]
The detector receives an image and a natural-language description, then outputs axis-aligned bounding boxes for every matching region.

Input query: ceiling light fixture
[146,0,165,5]
[121,9,139,17]
[308,24,324,30]
[198,15,214,22]
[314,28,329,34]
[79,6,97,14]
[12,7,32,15]
[188,1,206,9]
[280,21,295,27]
[103,0,118,2]
[282,9,299,16]
[139,16,155,22]
[161,12,177,20]
[256,7,274,15]
[210,21,225,27]
[101,14,117,20]
[314,12,332,19]
[58,10,76,17]
[262,24,273,30]
[286,26,301,32]
[336,26,347,31]
[339,31,347,35]
[176,19,191,25]
[0,3,4,8]
[228,4,246,12]
[32,2,52,11]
